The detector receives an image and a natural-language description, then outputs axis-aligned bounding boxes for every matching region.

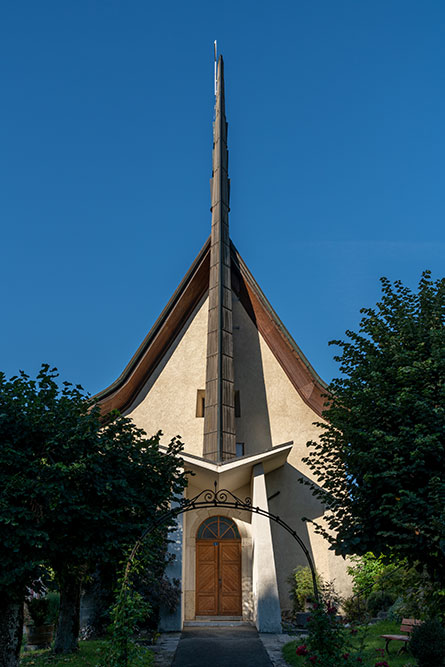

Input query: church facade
[96,56,350,632]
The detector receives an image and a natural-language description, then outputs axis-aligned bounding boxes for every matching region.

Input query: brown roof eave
[93,235,330,419]
[230,241,329,417]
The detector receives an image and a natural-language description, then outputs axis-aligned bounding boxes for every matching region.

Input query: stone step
[184,619,252,627]
[195,615,243,621]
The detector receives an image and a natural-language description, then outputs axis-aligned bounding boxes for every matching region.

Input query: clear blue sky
[1,1,444,395]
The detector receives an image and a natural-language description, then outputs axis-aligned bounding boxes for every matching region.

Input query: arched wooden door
[195,516,242,616]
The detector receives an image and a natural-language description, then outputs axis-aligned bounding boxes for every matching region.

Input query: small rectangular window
[196,389,205,417]
[236,442,244,457]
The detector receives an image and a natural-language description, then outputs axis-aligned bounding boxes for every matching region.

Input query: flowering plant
[301,601,366,667]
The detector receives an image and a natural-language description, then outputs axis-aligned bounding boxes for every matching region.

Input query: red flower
[375,662,389,667]
[309,657,317,664]
[295,645,308,656]
[327,605,337,615]
[350,627,358,635]
[342,653,350,659]
[356,659,363,664]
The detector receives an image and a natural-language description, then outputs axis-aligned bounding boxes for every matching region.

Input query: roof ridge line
[230,241,328,392]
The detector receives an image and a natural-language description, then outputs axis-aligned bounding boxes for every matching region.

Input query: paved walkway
[152,632,182,666]
[171,626,273,667]
[259,632,295,666]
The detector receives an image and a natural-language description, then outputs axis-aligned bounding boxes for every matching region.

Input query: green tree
[0,365,187,663]
[0,369,51,666]
[301,272,445,595]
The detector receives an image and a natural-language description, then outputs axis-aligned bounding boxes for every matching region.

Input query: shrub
[27,597,50,626]
[366,591,395,616]
[304,603,347,666]
[318,579,343,610]
[342,595,369,624]
[347,553,386,595]
[288,566,320,612]
[409,619,445,667]
[27,593,59,626]
[45,591,60,625]
[386,596,405,622]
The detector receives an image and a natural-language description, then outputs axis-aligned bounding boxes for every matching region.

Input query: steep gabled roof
[95,52,328,420]
[94,240,328,417]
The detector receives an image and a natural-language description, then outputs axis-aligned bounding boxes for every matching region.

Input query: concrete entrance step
[196,616,242,621]
[184,616,251,627]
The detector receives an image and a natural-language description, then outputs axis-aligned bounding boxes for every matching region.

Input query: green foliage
[27,597,50,627]
[298,601,366,666]
[0,366,54,602]
[0,363,188,653]
[347,553,445,622]
[342,595,369,624]
[409,619,445,667]
[104,544,162,667]
[304,603,347,666]
[131,531,181,631]
[318,578,344,610]
[20,639,149,665]
[288,566,320,612]
[388,573,445,623]
[45,592,60,625]
[105,581,152,666]
[347,553,389,595]
[283,620,417,667]
[27,592,59,626]
[301,272,445,597]
[366,591,395,616]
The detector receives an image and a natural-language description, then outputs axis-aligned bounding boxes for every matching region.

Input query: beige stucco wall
[232,299,351,607]
[125,295,208,457]
[125,291,351,614]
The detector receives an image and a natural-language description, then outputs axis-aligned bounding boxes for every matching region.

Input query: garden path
[171,626,273,666]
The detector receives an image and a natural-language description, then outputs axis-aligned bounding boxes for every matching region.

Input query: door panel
[196,542,218,615]
[219,541,242,615]
[196,539,241,616]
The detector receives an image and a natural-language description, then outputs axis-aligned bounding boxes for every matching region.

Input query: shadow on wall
[255,580,282,632]
[266,463,327,609]
[232,290,273,456]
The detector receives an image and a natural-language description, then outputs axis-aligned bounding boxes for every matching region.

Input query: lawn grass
[20,639,154,666]
[20,640,107,666]
[282,620,417,667]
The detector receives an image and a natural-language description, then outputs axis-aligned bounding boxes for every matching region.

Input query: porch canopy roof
[176,441,293,490]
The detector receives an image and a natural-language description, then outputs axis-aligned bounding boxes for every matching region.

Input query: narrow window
[235,390,241,417]
[236,442,244,457]
[196,389,206,417]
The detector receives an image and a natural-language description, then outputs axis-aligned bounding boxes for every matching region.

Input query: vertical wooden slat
[203,55,236,462]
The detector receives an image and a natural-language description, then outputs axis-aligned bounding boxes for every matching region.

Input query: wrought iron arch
[125,483,319,601]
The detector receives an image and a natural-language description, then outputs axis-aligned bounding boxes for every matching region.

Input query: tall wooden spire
[203,55,236,462]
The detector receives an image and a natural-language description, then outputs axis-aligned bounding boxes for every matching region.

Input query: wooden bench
[381,618,422,655]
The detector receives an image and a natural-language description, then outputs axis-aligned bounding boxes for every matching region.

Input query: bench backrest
[400,618,422,634]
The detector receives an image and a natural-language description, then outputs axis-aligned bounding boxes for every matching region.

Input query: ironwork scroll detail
[127,483,319,601]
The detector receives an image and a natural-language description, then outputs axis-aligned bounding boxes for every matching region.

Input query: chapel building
[96,56,350,632]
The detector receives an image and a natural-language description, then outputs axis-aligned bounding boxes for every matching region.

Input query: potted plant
[25,592,59,649]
